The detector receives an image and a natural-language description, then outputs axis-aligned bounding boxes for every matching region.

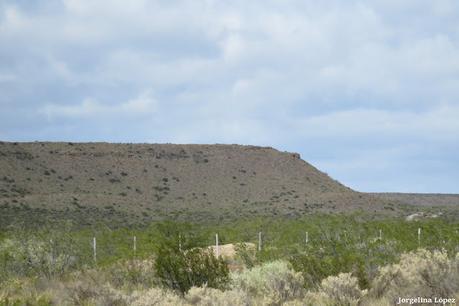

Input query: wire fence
[80,226,459,265]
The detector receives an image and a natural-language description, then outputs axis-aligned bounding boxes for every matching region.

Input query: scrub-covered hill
[0,142,399,227]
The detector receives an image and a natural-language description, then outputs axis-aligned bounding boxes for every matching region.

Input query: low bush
[234,243,257,269]
[107,258,157,289]
[63,279,128,306]
[0,233,78,280]
[155,245,229,294]
[0,278,54,306]
[231,260,304,305]
[317,272,366,305]
[185,286,248,306]
[130,287,183,306]
[367,248,459,303]
[0,294,52,306]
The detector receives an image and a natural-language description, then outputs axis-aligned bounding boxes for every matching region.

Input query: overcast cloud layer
[1,0,458,193]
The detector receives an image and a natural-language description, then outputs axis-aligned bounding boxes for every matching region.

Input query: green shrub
[0,278,54,306]
[155,245,229,294]
[0,295,52,306]
[234,243,257,269]
[0,231,78,280]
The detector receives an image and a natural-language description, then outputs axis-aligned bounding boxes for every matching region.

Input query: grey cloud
[0,0,458,192]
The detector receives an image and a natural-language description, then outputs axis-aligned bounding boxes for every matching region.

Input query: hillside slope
[371,193,459,208]
[0,142,397,226]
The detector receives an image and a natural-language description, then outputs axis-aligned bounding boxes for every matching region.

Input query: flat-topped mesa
[0,141,396,225]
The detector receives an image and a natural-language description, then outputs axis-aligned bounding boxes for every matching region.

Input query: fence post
[418,228,421,247]
[258,232,262,251]
[305,231,309,244]
[50,239,55,266]
[133,236,137,257]
[179,233,182,252]
[379,229,382,240]
[215,233,219,257]
[93,237,97,264]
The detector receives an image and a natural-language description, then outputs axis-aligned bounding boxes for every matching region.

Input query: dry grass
[364,248,459,304]
[208,242,256,259]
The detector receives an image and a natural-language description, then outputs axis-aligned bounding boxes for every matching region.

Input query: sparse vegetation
[6,142,457,228]
[1,142,458,304]
[0,247,457,305]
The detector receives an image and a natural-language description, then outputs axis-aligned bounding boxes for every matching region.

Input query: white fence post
[50,239,55,266]
[258,232,262,251]
[93,237,97,264]
[305,231,309,244]
[133,236,137,256]
[179,233,182,252]
[418,228,421,247]
[215,233,219,257]
[379,229,382,240]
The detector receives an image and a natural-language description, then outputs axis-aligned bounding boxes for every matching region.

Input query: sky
[1,0,458,193]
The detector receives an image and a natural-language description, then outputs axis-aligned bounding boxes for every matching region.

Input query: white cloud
[1,0,459,192]
[4,0,457,110]
[293,106,459,141]
[41,90,157,120]
[0,7,27,32]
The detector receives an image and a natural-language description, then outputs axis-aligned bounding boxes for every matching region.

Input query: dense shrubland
[1,214,458,305]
